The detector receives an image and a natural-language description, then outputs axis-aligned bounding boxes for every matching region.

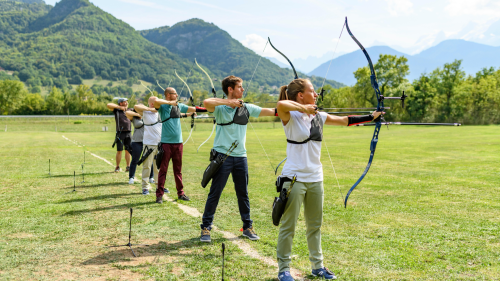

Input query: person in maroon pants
[151,88,206,203]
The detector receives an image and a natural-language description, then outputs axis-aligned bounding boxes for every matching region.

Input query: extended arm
[276,100,317,125]
[325,111,383,126]
[134,104,157,115]
[203,98,243,113]
[125,110,141,120]
[152,97,178,110]
[258,108,276,117]
[107,103,126,111]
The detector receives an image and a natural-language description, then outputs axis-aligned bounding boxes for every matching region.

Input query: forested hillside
[140,19,345,93]
[0,0,203,93]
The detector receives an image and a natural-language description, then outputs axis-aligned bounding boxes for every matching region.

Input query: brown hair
[221,75,243,95]
[279,78,310,101]
[164,87,176,96]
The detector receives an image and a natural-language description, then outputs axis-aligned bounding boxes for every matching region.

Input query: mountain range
[267,51,347,74]
[139,20,343,92]
[308,40,500,86]
[0,0,343,97]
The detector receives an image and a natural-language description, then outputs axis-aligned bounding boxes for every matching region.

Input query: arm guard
[195,106,208,113]
[347,114,374,126]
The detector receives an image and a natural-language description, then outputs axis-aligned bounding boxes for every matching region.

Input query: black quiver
[137,145,154,166]
[201,149,224,188]
[112,131,118,148]
[155,143,164,170]
[201,142,238,188]
[272,175,296,226]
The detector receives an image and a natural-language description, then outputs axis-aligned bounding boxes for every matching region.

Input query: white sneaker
[149,178,155,184]
[128,178,135,184]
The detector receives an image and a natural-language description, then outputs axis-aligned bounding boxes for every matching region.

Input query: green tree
[432,60,465,122]
[353,54,410,107]
[0,80,28,114]
[45,86,64,114]
[374,54,410,96]
[16,93,46,114]
[456,70,500,124]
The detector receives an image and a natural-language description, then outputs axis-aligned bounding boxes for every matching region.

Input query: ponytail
[278,78,310,102]
[279,85,288,101]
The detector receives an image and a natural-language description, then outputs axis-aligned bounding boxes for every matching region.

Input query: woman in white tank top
[275,78,381,281]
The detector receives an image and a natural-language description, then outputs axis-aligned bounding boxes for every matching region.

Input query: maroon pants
[157,143,184,197]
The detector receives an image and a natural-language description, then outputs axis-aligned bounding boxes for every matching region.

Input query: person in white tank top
[134,98,162,195]
[275,78,382,281]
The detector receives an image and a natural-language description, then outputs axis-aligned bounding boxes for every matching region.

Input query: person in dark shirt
[107,98,132,172]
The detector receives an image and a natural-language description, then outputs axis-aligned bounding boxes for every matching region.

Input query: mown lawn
[0,122,499,280]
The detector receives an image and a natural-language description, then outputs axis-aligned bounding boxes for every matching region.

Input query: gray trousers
[277,181,324,273]
[141,145,159,190]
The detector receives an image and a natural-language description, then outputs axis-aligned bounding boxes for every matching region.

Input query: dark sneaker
[278,271,294,281]
[200,227,211,242]
[312,267,336,280]
[164,188,170,194]
[114,166,120,173]
[125,166,130,172]
[178,194,190,201]
[142,189,149,195]
[242,226,260,240]
[156,196,162,204]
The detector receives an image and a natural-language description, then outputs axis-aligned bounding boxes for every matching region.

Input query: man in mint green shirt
[151,88,205,203]
[200,75,276,243]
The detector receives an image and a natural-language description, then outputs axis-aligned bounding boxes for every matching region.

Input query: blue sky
[45,0,500,63]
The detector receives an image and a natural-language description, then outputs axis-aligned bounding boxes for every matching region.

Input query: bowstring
[323,140,344,204]
[178,60,196,101]
[245,41,275,172]
[320,22,346,204]
[244,41,268,99]
[175,63,196,146]
[319,22,346,90]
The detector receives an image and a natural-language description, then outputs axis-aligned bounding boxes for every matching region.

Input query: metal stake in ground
[108,208,149,257]
[67,171,77,193]
[222,242,225,281]
[81,164,85,183]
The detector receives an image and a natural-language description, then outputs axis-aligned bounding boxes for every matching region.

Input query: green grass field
[0,120,499,280]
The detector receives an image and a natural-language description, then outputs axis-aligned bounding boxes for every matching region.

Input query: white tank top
[281,111,327,182]
[142,111,162,145]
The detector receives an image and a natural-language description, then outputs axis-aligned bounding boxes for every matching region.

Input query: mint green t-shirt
[158,103,189,144]
[213,104,262,157]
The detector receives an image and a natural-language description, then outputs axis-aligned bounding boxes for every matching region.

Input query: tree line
[1,54,499,125]
[318,55,500,125]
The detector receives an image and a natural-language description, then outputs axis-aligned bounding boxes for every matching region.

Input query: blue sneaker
[142,189,149,195]
[278,271,294,281]
[312,267,336,279]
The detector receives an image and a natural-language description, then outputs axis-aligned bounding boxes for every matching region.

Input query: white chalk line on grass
[163,196,303,279]
[62,135,114,166]
[62,135,303,279]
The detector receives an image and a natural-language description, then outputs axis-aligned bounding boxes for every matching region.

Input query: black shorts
[116,132,132,152]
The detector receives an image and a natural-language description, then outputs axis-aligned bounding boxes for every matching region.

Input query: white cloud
[385,0,413,16]
[241,34,282,59]
[445,0,500,19]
